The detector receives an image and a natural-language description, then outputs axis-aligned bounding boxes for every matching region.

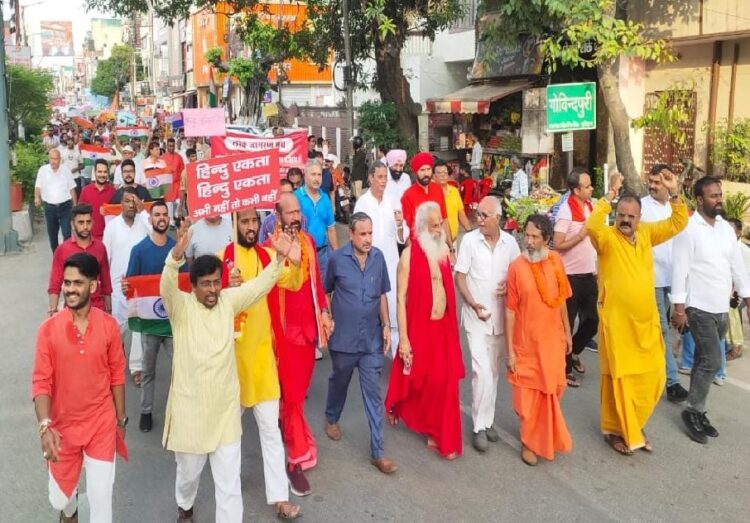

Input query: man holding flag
[123,200,188,434]
[79,140,113,186]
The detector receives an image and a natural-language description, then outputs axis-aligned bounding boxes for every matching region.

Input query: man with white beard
[385,202,465,460]
[354,161,408,354]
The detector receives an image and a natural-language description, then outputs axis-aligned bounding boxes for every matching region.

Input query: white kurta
[384,173,412,211]
[354,190,408,355]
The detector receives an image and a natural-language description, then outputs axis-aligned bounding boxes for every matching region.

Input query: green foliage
[592,166,604,198]
[723,192,750,221]
[204,47,223,67]
[6,65,54,136]
[357,101,403,151]
[632,85,694,145]
[11,139,48,204]
[90,44,144,98]
[709,119,750,182]
[479,0,673,73]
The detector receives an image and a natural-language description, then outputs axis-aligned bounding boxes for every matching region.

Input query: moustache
[619,222,632,228]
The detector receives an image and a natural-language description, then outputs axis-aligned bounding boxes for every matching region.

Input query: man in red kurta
[48,203,113,316]
[385,201,464,459]
[505,215,573,466]
[400,152,452,248]
[78,159,116,240]
[32,252,128,522]
[267,193,332,496]
[162,137,185,217]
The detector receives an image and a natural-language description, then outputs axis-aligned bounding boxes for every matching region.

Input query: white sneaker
[713,377,726,386]
[315,348,323,360]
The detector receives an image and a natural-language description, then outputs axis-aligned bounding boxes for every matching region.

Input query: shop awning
[426,80,534,114]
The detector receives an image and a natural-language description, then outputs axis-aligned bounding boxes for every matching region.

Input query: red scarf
[567,196,593,222]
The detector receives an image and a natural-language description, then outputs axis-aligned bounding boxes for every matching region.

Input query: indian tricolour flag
[208,66,218,108]
[115,126,150,145]
[144,168,173,199]
[126,273,191,336]
[101,202,155,224]
[79,144,113,170]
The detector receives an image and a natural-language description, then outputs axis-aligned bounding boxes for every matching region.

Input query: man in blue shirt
[124,200,188,433]
[295,160,339,284]
[323,212,397,475]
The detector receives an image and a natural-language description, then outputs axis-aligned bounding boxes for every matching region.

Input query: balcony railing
[451,0,477,32]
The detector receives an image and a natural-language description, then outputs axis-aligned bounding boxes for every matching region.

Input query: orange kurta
[506,252,573,460]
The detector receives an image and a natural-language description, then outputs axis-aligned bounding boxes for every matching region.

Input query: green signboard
[546,82,596,132]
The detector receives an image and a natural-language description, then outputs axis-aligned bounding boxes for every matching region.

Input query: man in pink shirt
[33,252,127,522]
[553,167,598,388]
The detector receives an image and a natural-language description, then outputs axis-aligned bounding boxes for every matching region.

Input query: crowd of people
[30,120,748,522]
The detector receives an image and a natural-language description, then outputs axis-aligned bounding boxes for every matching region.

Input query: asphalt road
[2,225,750,522]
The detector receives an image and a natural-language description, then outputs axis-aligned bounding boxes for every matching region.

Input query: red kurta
[48,237,112,311]
[506,252,573,460]
[400,182,448,234]
[31,308,126,497]
[385,240,465,457]
[78,183,116,240]
[162,152,185,202]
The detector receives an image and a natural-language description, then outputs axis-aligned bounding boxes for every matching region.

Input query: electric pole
[342,0,355,165]
[0,3,21,253]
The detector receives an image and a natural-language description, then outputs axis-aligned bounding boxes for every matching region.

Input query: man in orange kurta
[505,215,573,466]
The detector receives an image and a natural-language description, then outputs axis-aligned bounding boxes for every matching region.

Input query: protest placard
[186,149,281,220]
[182,108,227,137]
[210,129,307,177]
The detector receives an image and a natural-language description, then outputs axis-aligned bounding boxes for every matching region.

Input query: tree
[480,0,676,194]
[305,0,464,142]
[6,65,54,137]
[90,43,144,98]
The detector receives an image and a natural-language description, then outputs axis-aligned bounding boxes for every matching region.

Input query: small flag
[73,116,96,130]
[125,273,192,336]
[144,168,173,199]
[79,144,113,171]
[115,126,150,144]
[118,111,136,126]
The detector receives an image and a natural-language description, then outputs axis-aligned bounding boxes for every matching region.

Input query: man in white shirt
[455,195,520,452]
[113,145,146,187]
[34,148,77,252]
[58,137,83,195]
[671,176,750,445]
[640,164,689,402]
[185,214,233,264]
[510,156,529,200]
[384,149,411,209]
[552,167,598,388]
[103,187,151,383]
[354,162,408,353]
[468,132,483,180]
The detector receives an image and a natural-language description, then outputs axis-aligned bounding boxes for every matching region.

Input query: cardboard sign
[182,108,227,137]
[210,129,307,177]
[186,150,281,220]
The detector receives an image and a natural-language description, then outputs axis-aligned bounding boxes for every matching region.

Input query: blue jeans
[654,287,680,386]
[325,350,385,460]
[680,331,727,380]
[43,200,72,252]
[317,244,330,285]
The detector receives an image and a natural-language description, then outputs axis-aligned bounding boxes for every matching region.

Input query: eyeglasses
[615,212,639,221]
[476,211,497,221]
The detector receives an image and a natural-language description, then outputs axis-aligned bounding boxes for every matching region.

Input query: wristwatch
[117,416,129,428]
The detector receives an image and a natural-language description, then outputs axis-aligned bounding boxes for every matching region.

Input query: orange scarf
[529,253,568,308]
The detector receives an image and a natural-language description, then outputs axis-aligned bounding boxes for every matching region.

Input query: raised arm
[642,172,688,246]
[160,220,191,317]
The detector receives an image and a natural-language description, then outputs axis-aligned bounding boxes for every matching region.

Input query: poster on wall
[40,21,74,57]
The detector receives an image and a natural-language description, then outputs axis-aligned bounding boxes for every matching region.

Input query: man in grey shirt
[185,214,234,264]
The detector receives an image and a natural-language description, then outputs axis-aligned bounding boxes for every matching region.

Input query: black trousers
[565,273,599,375]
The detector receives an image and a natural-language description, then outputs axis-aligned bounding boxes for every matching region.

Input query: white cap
[326,153,339,165]
[122,145,134,153]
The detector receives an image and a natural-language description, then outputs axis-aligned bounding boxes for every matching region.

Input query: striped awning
[426,80,534,114]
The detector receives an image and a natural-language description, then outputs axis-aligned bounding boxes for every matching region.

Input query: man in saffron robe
[505,215,573,466]
[218,207,302,519]
[266,193,332,496]
[385,201,465,459]
[585,172,687,454]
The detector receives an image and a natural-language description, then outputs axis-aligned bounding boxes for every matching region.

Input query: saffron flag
[73,116,95,130]
[125,273,192,336]
[79,144,113,169]
[115,126,150,144]
[144,168,173,199]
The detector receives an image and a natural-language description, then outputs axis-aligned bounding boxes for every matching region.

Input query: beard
[418,230,449,263]
[238,229,258,248]
[523,246,549,263]
[390,169,403,181]
[704,204,723,218]
[417,176,431,187]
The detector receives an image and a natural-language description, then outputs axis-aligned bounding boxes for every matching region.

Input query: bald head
[49,148,61,169]
[275,193,302,232]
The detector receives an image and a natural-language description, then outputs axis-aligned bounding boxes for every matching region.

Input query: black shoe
[667,383,689,403]
[176,506,193,522]
[699,412,719,438]
[681,410,707,444]
[139,413,153,433]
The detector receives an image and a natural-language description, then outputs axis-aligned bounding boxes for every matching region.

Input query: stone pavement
[2,227,750,522]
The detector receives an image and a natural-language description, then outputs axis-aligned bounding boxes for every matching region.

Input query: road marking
[726,376,750,392]
[459,402,520,451]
